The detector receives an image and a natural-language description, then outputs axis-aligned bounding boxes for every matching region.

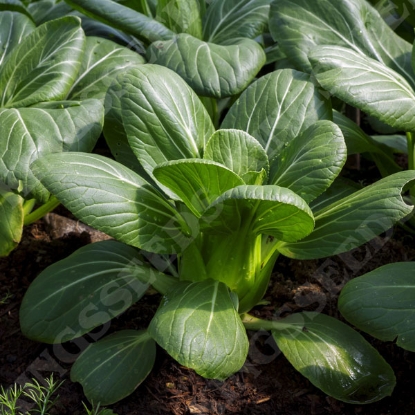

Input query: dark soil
[1,208,415,415]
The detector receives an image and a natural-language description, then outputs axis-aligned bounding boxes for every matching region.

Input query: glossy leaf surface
[309,177,360,213]
[339,262,415,352]
[28,1,73,25]
[156,0,202,38]
[20,241,151,342]
[31,153,192,253]
[270,0,415,88]
[278,171,415,259]
[273,312,395,403]
[120,65,214,176]
[204,129,269,181]
[71,330,156,405]
[154,159,245,217]
[68,36,146,101]
[202,0,272,44]
[149,279,248,380]
[103,79,146,175]
[64,0,174,44]
[147,34,265,98]
[0,11,35,66]
[0,16,85,108]
[221,69,332,161]
[0,0,31,17]
[269,120,346,203]
[201,185,314,241]
[0,99,103,202]
[310,46,415,132]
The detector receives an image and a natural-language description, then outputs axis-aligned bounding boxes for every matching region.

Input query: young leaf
[204,129,269,180]
[20,240,154,343]
[272,312,395,404]
[309,45,415,132]
[71,330,156,405]
[202,0,272,44]
[64,0,174,44]
[339,262,415,352]
[153,159,245,217]
[31,153,193,254]
[0,16,85,108]
[156,0,202,38]
[200,185,314,242]
[0,188,23,257]
[67,36,146,101]
[0,99,104,202]
[0,11,35,66]
[278,170,415,259]
[146,34,266,98]
[269,120,346,203]
[221,69,332,161]
[149,279,249,380]
[120,65,214,177]
[270,0,415,87]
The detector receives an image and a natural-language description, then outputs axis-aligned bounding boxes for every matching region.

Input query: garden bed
[1,204,414,415]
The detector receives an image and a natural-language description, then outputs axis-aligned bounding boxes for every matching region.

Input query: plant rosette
[0,10,145,256]
[20,64,415,406]
[270,0,415,196]
[63,0,271,99]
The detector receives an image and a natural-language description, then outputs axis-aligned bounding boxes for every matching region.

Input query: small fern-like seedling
[22,375,64,415]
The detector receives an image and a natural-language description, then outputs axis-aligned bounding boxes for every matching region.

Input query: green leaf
[339,262,415,352]
[28,1,73,25]
[67,36,146,101]
[120,65,214,178]
[0,187,23,257]
[103,76,145,176]
[64,0,174,44]
[333,111,401,177]
[221,69,332,161]
[78,15,139,46]
[0,99,103,202]
[0,0,31,17]
[204,129,269,181]
[278,170,415,259]
[201,185,314,241]
[309,177,361,212]
[0,16,85,108]
[147,34,266,98]
[19,240,154,343]
[270,0,415,87]
[149,279,249,380]
[154,159,245,217]
[112,0,153,15]
[156,0,202,38]
[309,46,415,132]
[272,312,395,404]
[71,330,156,405]
[202,0,271,44]
[269,120,346,203]
[371,135,408,154]
[0,11,35,66]
[31,153,192,254]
